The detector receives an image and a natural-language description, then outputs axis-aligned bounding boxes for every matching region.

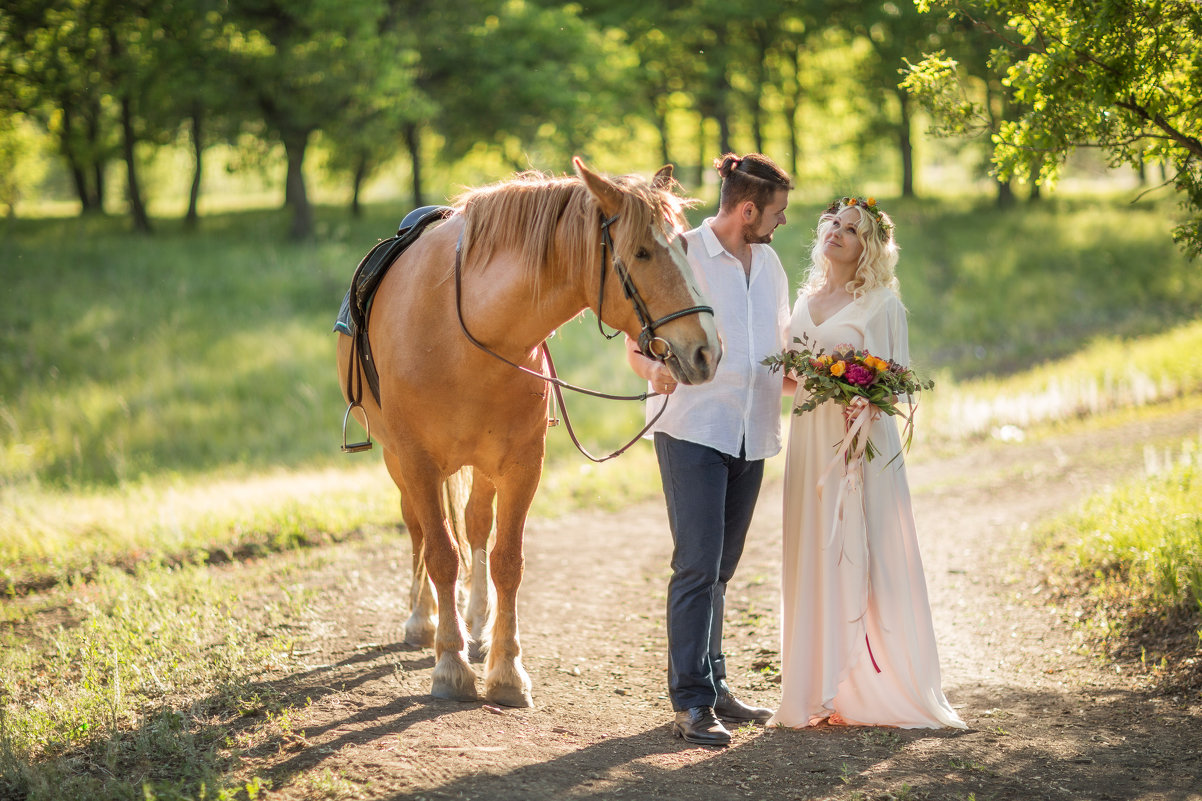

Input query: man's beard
[742,217,774,245]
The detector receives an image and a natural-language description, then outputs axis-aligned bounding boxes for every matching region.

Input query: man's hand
[625,335,679,394]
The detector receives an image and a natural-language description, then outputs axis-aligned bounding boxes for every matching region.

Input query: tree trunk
[784,98,799,180]
[120,96,152,233]
[87,101,105,211]
[897,89,915,198]
[284,129,313,240]
[351,155,367,218]
[60,107,96,213]
[751,27,770,156]
[996,177,1015,208]
[185,110,203,230]
[653,96,671,168]
[405,123,423,208]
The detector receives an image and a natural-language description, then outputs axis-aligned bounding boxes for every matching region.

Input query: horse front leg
[484,469,537,708]
[407,470,478,702]
[465,471,497,662]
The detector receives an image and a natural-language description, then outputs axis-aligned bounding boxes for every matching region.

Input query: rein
[452,211,713,462]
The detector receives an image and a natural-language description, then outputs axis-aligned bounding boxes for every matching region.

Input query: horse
[336,158,720,707]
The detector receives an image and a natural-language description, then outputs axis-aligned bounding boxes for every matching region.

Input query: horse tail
[442,466,474,599]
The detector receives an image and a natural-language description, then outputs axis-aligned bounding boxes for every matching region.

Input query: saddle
[335,205,454,407]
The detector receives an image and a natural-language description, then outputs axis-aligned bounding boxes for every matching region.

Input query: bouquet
[763,334,934,462]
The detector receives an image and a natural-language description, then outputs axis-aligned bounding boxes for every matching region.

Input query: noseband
[595,213,714,362]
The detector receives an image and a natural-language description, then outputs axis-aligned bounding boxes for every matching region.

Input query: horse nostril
[695,343,720,374]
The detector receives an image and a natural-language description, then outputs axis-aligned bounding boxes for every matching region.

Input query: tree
[424,0,628,172]
[225,0,395,239]
[0,0,114,214]
[904,0,1202,252]
[836,0,953,198]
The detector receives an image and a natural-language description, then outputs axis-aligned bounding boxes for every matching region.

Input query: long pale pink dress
[770,287,965,730]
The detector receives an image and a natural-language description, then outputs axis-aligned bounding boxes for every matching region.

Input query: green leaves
[908,0,1202,255]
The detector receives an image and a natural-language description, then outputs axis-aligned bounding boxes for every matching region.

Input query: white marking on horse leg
[484,606,531,708]
[404,568,437,648]
[484,531,532,707]
[430,580,477,701]
[466,547,492,663]
[426,525,478,701]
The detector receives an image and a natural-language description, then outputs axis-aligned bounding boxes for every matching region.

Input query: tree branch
[1115,96,1202,159]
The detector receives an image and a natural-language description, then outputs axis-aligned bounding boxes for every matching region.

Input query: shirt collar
[699,217,731,260]
[700,216,760,279]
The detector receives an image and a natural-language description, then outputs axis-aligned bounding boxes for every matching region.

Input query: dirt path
[246,408,1202,801]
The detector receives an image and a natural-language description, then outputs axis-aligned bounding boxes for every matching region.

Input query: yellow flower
[867,197,876,207]
[869,356,888,371]
[819,355,833,366]
[830,360,847,377]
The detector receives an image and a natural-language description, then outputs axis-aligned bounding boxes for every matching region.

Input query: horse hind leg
[386,450,436,648]
[461,471,496,662]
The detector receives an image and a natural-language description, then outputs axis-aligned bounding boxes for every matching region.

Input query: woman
[770,198,965,730]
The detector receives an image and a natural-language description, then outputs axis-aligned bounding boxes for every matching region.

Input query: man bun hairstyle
[714,152,793,212]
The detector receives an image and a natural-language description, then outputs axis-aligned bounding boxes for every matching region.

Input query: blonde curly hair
[801,199,900,298]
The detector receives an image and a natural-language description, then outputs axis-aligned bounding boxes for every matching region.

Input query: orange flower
[830,360,847,377]
[867,197,876,207]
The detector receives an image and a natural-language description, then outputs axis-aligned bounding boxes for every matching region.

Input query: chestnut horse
[336,158,720,707]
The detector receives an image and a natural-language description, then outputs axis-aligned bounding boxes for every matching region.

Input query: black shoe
[672,706,731,746]
[714,691,774,724]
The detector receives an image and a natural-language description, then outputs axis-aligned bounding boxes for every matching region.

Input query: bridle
[454,210,714,461]
[592,213,713,361]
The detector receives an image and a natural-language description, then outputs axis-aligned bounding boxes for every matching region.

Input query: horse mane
[452,169,695,297]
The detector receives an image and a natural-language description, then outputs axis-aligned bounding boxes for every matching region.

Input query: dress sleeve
[864,291,912,403]
[863,291,909,364]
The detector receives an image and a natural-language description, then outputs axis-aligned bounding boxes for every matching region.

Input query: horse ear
[574,156,623,218]
[652,164,674,190]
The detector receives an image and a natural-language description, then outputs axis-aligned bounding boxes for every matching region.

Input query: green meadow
[2,195,1201,592]
[1,193,1201,798]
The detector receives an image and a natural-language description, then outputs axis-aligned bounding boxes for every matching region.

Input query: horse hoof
[404,616,436,648]
[468,639,489,663]
[432,653,478,701]
[485,685,534,708]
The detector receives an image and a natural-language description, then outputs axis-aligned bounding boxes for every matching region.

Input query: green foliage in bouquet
[763,334,935,461]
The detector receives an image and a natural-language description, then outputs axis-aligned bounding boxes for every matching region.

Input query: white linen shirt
[645,218,790,460]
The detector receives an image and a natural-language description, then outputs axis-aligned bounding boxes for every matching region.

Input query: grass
[1,195,1200,594]
[1036,445,1202,658]
[917,318,1202,443]
[0,553,302,799]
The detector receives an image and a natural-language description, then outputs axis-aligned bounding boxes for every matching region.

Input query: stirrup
[341,402,373,453]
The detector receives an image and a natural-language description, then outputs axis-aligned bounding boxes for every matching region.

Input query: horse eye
[635,247,651,260]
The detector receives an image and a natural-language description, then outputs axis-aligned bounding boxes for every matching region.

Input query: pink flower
[843,363,876,387]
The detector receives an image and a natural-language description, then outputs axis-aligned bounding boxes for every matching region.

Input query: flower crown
[827,196,894,235]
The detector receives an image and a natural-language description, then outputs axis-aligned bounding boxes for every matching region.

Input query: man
[626,152,793,746]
